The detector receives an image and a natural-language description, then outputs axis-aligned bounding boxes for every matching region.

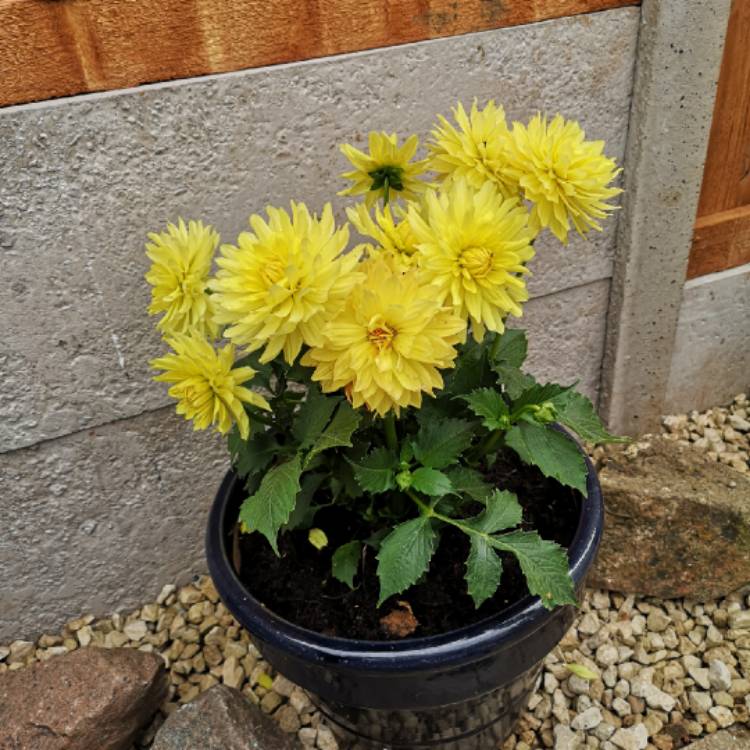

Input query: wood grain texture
[696,0,750,217]
[1,0,639,108]
[688,205,750,279]
[689,0,750,278]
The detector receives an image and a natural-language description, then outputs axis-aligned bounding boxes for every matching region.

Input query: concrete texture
[599,0,732,435]
[0,8,639,453]
[516,280,611,402]
[665,264,750,415]
[0,408,226,640]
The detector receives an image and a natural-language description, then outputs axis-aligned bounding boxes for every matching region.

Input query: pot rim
[206,436,603,673]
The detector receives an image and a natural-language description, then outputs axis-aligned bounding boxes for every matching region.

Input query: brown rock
[0,647,167,750]
[151,684,298,750]
[681,725,750,748]
[590,436,750,600]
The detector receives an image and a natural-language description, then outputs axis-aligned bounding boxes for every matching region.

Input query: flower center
[179,273,204,300]
[459,246,493,279]
[367,318,396,351]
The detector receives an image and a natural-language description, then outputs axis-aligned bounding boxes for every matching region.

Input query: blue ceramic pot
[206,446,603,749]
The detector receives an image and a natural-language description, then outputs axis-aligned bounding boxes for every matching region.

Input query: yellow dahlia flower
[145,218,219,338]
[346,202,418,270]
[408,179,534,342]
[210,202,363,364]
[301,260,465,416]
[339,132,430,207]
[429,100,518,199]
[151,331,270,440]
[506,114,622,244]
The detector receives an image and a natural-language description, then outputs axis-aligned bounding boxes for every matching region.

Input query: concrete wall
[0,7,640,639]
[665,263,750,415]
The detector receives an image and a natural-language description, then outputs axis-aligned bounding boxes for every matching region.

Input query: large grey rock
[0,8,639,453]
[590,435,750,600]
[0,647,167,750]
[151,685,297,750]
[683,726,750,749]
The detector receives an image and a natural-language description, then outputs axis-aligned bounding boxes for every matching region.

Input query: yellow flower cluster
[145,101,621,424]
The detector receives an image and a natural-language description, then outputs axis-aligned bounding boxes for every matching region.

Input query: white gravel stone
[631,679,676,712]
[708,660,732,691]
[596,645,619,667]
[554,724,583,750]
[316,724,338,750]
[708,705,734,728]
[572,707,603,731]
[728,610,750,629]
[610,724,648,750]
[688,690,713,714]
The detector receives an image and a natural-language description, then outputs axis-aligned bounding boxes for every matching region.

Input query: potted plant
[146,101,622,748]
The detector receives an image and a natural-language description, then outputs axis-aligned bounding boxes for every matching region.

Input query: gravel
[661,393,750,475]
[2,580,748,750]
[2,395,748,749]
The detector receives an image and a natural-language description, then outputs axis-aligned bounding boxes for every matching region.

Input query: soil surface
[234,450,582,640]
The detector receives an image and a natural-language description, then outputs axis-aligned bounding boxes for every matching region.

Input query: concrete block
[600,0,732,434]
[0,408,226,641]
[516,279,611,402]
[0,8,638,452]
[665,263,750,415]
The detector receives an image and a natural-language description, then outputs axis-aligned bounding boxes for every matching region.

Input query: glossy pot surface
[206,444,603,748]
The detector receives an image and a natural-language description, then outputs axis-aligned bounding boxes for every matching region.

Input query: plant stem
[384,413,398,452]
[489,331,502,361]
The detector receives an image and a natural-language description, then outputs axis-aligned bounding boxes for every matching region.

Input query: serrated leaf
[292,386,339,450]
[566,663,599,681]
[505,421,588,496]
[513,381,574,411]
[284,472,325,531]
[494,365,536,400]
[413,416,474,469]
[550,390,627,444]
[411,467,453,496]
[491,329,528,368]
[490,530,577,609]
[377,516,438,605]
[227,425,278,479]
[446,340,491,394]
[332,541,362,589]
[461,388,510,430]
[465,536,503,608]
[464,489,523,533]
[304,402,361,467]
[350,447,398,494]
[444,466,493,503]
[239,456,303,554]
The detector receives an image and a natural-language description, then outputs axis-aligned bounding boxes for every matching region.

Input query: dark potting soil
[234,449,582,640]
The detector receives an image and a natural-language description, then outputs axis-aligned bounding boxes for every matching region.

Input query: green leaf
[413,417,474,469]
[550,390,627,444]
[284,472,325,531]
[332,541,362,589]
[512,381,574,412]
[461,388,510,430]
[411,467,453,497]
[566,663,599,681]
[304,402,361,467]
[377,516,438,605]
[495,365,536,400]
[446,340,491,394]
[227,425,278,479]
[464,489,523,533]
[350,447,398,494]
[444,466,493,503]
[239,456,303,554]
[505,422,588,496]
[465,536,503,608]
[491,329,528,368]
[292,386,338,450]
[491,530,577,609]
